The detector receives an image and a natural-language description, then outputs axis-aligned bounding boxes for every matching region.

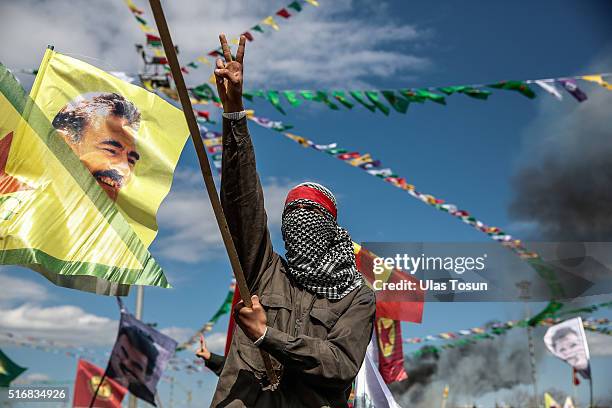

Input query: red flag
[196,110,211,120]
[572,367,581,386]
[225,287,240,355]
[241,31,254,41]
[72,359,126,408]
[356,246,424,323]
[376,317,408,384]
[276,8,291,18]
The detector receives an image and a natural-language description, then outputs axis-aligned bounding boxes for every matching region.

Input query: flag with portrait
[0,50,189,295]
[105,300,177,406]
[543,317,591,379]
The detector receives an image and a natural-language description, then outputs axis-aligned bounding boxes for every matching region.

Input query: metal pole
[128,286,145,408]
[517,281,539,408]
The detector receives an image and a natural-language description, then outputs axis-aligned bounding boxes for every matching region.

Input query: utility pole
[517,281,539,408]
[128,286,145,408]
[169,376,175,408]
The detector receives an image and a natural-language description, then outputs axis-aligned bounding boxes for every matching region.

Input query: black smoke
[390,327,538,407]
[508,56,612,241]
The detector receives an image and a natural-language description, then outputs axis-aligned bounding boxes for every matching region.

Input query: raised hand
[195,334,212,360]
[214,33,246,113]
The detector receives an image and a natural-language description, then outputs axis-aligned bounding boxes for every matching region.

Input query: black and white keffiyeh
[281,201,362,300]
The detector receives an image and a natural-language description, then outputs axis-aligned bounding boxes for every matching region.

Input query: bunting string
[175,280,236,352]
[234,73,612,114]
[409,301,612,358]
[123,0,320,74]
[244,112,538,261]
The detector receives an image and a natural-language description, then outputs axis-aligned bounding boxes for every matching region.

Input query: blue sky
[1,0,611,406]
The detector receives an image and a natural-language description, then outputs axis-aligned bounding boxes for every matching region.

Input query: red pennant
[376,317,408,384]
[276,8,291,18]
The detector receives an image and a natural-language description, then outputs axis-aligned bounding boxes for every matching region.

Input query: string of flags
[404,316,611,345]
[235,73,612,114]
[244,112,538,261]
[409,301,612,358]
[176,280,236,352]
[123,0,320,74]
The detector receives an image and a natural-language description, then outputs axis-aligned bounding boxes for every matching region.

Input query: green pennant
[0,349,27,387]
[528,301,564,326]
[381,90,409,113]
[288,0,303,12]
[266,90,286,114]
[365,91,390,115]
[299,90,317,101]
[331,91,355,109]
[192,83,221,103]
[438,85,466,95]
[243,89,265,101]
[349,91,376,112]
[399,89,426,103]
[461,87,491,100]
[316,91,340,110]
[187,62,199,69]
[415,89,446,105]
[488,80,536,99]
[251,25,264,33]
[135,15,147,25]
[282,90,302,107]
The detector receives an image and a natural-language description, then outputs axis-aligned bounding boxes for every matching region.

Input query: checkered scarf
[281,201,362,300]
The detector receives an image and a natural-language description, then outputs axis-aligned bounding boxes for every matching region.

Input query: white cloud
[160,326,194,344]
[586,331,612,356]
[0,273,49,305]
[3,0,433,89]
[12,372,52,385]
[155,176,296,263]
[204,332,227,355]
[0,303,118,346]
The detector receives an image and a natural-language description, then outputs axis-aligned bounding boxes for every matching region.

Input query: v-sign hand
[215,33,246,113]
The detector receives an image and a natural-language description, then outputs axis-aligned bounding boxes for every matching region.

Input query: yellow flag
[30,49,189,248]
[582,74,612,90]
[545,392,561,408]
[0,50,188,295]
[262,16,280,31]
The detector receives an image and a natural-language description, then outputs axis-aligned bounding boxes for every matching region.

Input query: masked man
[210,34,376,408]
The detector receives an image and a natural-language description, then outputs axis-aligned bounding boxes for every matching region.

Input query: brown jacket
[210,117,376,408]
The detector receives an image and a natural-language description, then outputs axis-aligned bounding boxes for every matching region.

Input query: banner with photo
[543,317,591,379]
[106,301,177,405]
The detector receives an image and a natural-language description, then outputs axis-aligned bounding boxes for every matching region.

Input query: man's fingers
[200,334,204,347]
[216,58,225,69]
[215,68,231,80]
[219,33,233,62]
[236,35,246,64]
[251,295,260,306]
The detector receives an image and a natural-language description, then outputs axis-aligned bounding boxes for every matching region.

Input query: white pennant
[535,80,563,100]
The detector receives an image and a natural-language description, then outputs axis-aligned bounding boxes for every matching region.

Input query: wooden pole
[146,0,278,387]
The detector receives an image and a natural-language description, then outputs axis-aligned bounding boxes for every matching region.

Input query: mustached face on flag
[30,49,190,248]
[0,62,171,295]
[106,308,177,406]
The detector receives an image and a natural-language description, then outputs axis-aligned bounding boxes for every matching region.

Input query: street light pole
[128,286,145,408]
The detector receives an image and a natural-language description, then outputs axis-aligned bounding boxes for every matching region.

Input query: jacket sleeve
[220,116,274,289]
[259,288,376,387]
[204,353,226,377]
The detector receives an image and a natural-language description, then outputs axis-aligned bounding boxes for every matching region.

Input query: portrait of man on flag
[106,309,177,405]
[52,92,141,202]
[543,317,591,378]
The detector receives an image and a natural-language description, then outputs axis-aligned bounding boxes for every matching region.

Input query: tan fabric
[210,117,376,408]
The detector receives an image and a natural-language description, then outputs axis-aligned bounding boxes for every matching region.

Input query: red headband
[285,185,337,219]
